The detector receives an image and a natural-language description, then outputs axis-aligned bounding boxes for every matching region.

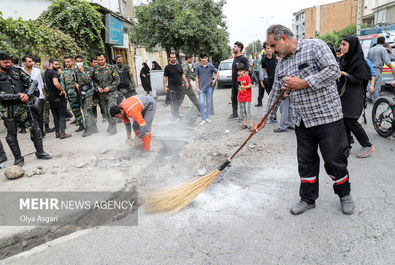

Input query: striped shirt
[266,39,342,128]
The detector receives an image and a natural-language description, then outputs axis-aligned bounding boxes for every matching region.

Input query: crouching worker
[109,95,156,151]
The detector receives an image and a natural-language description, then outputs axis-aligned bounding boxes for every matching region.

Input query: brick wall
[304,0,361,38]
[305,7,317,38]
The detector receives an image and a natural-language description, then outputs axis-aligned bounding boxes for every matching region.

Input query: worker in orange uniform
[109,95,156,151]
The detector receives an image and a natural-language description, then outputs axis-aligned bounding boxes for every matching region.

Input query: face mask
[117,62,122,67]
[76,62,83,67]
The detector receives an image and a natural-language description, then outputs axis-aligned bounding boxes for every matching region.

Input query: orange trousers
[134,130,151,151]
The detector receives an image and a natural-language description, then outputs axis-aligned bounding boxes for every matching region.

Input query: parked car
[217,59,233,89]
[358,26,395,87]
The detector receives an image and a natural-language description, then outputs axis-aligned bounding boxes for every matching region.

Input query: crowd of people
[0,51,137,166]
[1,22,394,216]
[248,24,395,216]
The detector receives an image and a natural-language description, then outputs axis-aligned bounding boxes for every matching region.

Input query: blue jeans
[199,86,213,120]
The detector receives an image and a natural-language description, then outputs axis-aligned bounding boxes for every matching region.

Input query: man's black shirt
[232,55,250,85]
[164,64,184,89]
[44,69,65,101]
[261,54,277,81]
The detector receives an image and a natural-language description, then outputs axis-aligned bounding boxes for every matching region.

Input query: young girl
[236,63,253,129]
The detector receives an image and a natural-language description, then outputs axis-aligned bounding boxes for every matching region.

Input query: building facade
[293,0,361,39]
[293,10,306,40]
[372,0,395,25]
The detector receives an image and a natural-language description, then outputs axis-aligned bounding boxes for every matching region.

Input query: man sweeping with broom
[252,25,354,215]
[145,26,353,215]
[110,95,156,151]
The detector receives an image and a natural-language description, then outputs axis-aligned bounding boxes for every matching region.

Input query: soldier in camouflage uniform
[60,55,85,132]
[182,55,200,112]
[89,57,105,121]
[0,53,52,166]
[74,55,98,137]
[92,52,120,135]
[115,55,136,103]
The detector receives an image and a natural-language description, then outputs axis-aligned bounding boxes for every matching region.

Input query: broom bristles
[145,169,221,213]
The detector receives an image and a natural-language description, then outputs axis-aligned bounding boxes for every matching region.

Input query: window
[376,10,385,24]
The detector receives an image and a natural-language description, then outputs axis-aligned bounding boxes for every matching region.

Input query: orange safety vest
[120,96,146,127]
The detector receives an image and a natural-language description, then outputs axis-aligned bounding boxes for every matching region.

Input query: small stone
[26,168,46,177]
[197,169,207,176]
[4,166,25,179]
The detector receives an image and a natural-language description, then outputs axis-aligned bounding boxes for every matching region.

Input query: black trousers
[231,84,238,116]
[295,119,350,204]
[343,117,372,148]
[37,99,45,135]
[257,82,265,105]
[49,98,67,133]
[169,87,185,118]
[264,78,274,95]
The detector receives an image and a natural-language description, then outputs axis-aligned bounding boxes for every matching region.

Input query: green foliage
[0,12,82,58]
[130,0,230,62]
[245,40,263,57]
[316,32,340,47]
[316,25,357,47]
[337,25,357,40]
[40,0,105,56]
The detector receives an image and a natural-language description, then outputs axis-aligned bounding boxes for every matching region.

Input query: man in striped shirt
[252,25,354,215]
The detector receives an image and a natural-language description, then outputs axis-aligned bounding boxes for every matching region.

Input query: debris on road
[26,167,46,177]
[4,166,25,179]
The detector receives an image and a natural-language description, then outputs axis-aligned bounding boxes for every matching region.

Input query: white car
[217,59,233,89]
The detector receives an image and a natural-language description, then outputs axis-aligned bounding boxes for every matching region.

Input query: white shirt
[29,67,45,99]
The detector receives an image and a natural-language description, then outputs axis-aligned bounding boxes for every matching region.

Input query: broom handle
[229,89,285,160]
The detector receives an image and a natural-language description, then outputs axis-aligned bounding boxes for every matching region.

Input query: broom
[145,89,286,213]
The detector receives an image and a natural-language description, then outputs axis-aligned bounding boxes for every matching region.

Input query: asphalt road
[2,86,395,265]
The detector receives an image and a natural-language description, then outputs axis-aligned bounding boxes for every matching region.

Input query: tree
[130,0,230,63]
[0,12,82,58]
[39,0,105,56]
[316,24,359,47]
[316,32,339,47]
[245,40,263,57]
[337,25,357,40]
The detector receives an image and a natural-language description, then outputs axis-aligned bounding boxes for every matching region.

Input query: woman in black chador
[151,61,162,70]
[140,62,152,94]
[338,36,374,158]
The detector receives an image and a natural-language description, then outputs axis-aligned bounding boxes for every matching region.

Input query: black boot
[4,118,24,166]
[82,126,93,137]
[75,121,85,132]
[7,139,24,166]
[45,124,55,133]
[0,140,7,164]
[66,109,73,118]
[31,130,52,160]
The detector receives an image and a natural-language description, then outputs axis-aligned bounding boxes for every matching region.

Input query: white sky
[223,0,340,46]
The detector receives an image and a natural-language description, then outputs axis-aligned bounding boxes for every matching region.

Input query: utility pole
[356,0,362,35]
